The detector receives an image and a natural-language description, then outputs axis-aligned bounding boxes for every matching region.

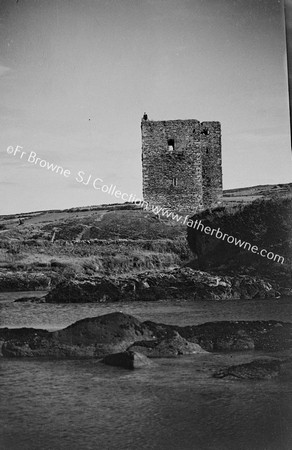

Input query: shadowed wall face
[201,121,223,209]
[141,117,222,214]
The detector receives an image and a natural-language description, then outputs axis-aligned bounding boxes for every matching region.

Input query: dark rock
[1,314,292,359]
[0,328,51,357]
[101,350,153,369]
[45,278,121,303]
[127,331,207,357]
[44,267,279,303]
[14,296,46,303]
[213,358,282,380]
[174,320,292,352]
[0,313,155,358]
[52,312,155,357]
[0,272,50,292]
[187,198,292,288]
[211,330,255,351]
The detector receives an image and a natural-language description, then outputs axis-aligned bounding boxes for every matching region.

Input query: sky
[0,0,291,214]
[285,0,292,121]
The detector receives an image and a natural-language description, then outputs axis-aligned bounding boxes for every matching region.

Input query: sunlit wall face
[0,0,290,214]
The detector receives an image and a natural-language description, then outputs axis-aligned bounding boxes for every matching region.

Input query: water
[1,293,292,449]
[1,292,292,330]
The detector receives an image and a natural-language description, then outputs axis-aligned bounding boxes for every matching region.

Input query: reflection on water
[1,293,292,449]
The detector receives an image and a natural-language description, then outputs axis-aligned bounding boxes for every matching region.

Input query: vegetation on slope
[187,197,292,287]
[0,205,191,290]
[0,183,291,292]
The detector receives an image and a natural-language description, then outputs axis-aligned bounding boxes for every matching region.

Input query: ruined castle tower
[141,113,222,214]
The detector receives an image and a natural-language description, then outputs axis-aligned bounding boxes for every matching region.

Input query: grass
[1,183,291,288]
[0,235,191,285]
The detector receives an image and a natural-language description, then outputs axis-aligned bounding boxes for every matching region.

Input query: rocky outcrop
[1,313,291,358]
[0,313,155,358]
[52,312,154,357]
[213,358,282,380]
[127,331,207,357]
[43,267,279,303]
[187,198,292,288]
[144,319,292,352]
[0,328,51,357]
[189,320,292,352]
[0,271,50,292]
[101,351,154,369]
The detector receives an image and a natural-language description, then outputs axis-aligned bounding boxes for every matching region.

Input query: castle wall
[200,121,223,208]
[141,119,203,214]
[141,116,222,215]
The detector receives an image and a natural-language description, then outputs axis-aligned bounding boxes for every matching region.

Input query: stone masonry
[141,113,222,215]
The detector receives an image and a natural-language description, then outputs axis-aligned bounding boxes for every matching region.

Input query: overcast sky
[0,0,291,214]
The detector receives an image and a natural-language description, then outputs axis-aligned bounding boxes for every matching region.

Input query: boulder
[51,312,155,357]
[213,358,282,380]
[0,312,155,358]
[1,315,292,358]
[128,331,207,358]
[101,350,153,369]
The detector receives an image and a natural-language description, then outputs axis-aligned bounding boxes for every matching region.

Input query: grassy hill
[187,193,292,288]
[0,203,190,290]
[0,183,291,291]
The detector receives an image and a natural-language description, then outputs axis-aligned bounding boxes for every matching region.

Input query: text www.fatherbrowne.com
[141,201,285,265]
[6,145,284,264]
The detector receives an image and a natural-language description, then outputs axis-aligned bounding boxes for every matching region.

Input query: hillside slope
[0,183,291,292]
[0,204,190,290]
[187,197,292,287]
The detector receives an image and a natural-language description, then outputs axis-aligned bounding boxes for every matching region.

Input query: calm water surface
[1,291,292,330]
[1,293,292,450]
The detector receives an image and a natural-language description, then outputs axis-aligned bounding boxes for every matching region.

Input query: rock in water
[128,331,207,357]
[101,351,153,369]
[213,358,282,380]
[52,312,155,357]
[0,312,155,358]
[1,315,292,358]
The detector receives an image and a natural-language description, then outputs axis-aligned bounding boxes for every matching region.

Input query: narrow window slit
[168,139,175,151]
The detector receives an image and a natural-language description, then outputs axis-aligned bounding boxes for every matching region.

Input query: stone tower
[141,114,222,215]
